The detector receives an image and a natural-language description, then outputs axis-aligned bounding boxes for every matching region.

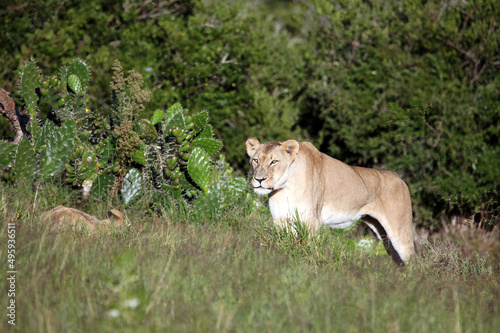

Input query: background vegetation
[1,0,498,227]
[1,2,499,331]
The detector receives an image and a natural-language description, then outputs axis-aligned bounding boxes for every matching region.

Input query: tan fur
[246,137,416,265]
[42,206,124,232]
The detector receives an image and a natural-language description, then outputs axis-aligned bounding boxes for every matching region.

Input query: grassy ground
[1,184,499,332]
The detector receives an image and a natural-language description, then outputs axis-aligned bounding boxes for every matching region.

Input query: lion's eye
[270,160,278,166]
[253,159,259,164]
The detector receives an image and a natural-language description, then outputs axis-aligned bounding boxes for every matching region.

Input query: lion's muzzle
[252,176,273,195]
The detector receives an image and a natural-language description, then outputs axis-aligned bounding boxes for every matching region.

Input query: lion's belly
[321,206,362,229]
[269,190,363,229]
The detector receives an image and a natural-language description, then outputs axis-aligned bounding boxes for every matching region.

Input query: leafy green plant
[0,58,90,190]
[104,61,246,207]
[162,105,222,193]
[142,102,247,216]
[1,58,249,215]
[122,168,142,205]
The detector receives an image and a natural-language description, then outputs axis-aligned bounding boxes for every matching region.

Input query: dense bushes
[294,0,499,227]
[1,0,498,228]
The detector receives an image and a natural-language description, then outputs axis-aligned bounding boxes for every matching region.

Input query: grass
[1,184,499,332]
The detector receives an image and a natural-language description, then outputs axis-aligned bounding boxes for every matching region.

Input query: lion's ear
[246,137,260,157]
[282,140,299,161]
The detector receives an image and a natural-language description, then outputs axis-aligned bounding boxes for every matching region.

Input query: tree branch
[0,88,29,143]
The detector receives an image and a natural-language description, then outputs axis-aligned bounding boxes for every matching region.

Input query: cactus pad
[100,138,115,165]
[13,137,36,188]
[91,172,115,199]
[68,74,82,93]
[187,148,212,192]
[192,185,221,220]
[40,118,76,182]
[60,66,69,91]
[151,109,164,125]
[68,59,90,89]
[198,124,213,138]
[80,149,98,182]
[191,111,208,134]
[163,103,185,130]
[122,168,142,204]
[132,142,147,166]
[35,120,56,152]
[0,142,16,169]
[136,119,157,144]
[226,177,247,194]
[19,60,41,117]
[191,138,222,155]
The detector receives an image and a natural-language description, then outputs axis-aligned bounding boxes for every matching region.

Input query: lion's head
[245,137,300,195]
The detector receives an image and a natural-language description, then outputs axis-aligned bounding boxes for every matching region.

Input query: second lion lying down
[246,137,416,265]
[42,206,124,232]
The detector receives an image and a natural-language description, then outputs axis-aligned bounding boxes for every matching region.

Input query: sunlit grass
[0,185,499,332]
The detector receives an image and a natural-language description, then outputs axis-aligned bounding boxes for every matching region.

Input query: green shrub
[287,0,499,227]
[1,0,498,229]
[0,59,249,219]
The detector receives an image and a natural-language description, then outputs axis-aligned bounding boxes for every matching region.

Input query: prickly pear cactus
[191,110,208,134]
[191,155,248,221]
[162,103,186,133]
[187,148,212,192]
[19,59,41,118]
[35,58,90,123]
[132,142,147,166]
[13,137,36,188]
[67,59,90,120]
[198,124,213,139]
[4,60,248,210]
[68,59,91,89]
[68,74,82,94]
[135,119,157,144]
[39,117,76,182]
[7,58,97,192]
[91,171,115,199]
[2,58,117,201]
[0,138,34,186]
[148,103,223,198]
[80,149,99,182]
[65,138,120,191]
[192,184,221,220]
[122,168,142,205]
[0,142,16,169]
[17,59,42,141]
[151,109,164,125]
[140,101,249,216]
[191,138,222,156]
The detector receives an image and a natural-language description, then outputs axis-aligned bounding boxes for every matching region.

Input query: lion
[246,137,416,265]
[42,206,124,232]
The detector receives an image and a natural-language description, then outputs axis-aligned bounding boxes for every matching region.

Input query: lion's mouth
[253,184,272,190]
[252,185,273,195]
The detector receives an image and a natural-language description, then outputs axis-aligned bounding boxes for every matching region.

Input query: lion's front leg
[272,218,298,236]
[269,190,321,233]
[272,210,321,237]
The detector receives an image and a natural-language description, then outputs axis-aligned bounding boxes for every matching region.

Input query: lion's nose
[254,176,267,184]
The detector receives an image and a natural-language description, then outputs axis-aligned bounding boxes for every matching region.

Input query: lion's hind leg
[362,215,407,266]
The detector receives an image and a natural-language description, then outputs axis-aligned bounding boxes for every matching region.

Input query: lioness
[246,137,416,265]
[42,206,124,232]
